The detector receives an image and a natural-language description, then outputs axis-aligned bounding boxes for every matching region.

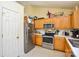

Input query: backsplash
[58,30,72,36]
[35,29,72,37]
[58,30,65,35]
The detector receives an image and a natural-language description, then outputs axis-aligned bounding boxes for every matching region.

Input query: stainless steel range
[42,32,55,50]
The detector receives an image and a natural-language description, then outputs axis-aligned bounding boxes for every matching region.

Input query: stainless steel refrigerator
[24,23,35,53]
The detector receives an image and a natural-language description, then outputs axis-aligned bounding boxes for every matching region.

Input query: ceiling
[17,1,79,8]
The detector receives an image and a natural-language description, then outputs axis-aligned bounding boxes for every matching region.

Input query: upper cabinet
[34,18,51,29]
[34,19,43,29]
[72,6,79,29]
[34,16,71,29]
[52,16,71,29]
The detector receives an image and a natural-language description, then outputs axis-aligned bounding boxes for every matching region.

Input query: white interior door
[0,6,2,57]
[2,8,19,57]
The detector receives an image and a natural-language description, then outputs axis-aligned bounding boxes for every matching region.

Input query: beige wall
[24,5,72,18]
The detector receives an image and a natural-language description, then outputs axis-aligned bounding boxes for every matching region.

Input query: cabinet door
[0,6,2,57]
[52,16,71,29]
[52,17,60,29]
[36,35,42,46]
[59,16,71,29]
[54,36,65,51]
[73,9,79,29]
[2,8,19,57]
[35,20,43,29]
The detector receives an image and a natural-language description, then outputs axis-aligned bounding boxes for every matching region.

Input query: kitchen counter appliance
[71,29,79,39]
[42,32,55,50]
[43,23,54,29]
[24,23,35,53]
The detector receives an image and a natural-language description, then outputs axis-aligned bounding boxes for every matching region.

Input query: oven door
[43,36,53,43]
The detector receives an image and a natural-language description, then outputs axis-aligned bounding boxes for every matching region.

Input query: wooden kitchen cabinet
[35,19,43,29]
[54,35,72,57]
[53,36,65,52]
[34,18,52,29]
[34,16,71,29]
[52,17,60,29]
[43,18,51,23]
[72,6,79,29]
[65,40,72,57]
[32,34,36,44]
[35,35,42,46]
[52,16,71,29]
[59,16,71,29]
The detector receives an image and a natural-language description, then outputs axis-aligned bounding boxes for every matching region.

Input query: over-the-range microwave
[43,23,54,29]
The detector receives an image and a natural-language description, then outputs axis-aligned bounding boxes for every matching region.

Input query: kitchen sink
[69,39,79,48]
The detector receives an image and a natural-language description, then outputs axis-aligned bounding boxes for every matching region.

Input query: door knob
[16,36,19,39]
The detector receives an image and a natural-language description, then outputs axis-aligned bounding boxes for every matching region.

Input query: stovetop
[42,35,53,38]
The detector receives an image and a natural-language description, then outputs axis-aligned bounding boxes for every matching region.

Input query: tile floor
[23,46,65,57]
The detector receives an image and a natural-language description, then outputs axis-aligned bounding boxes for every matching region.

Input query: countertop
[33,33,53,38]
[55,35,79,57]
[65,36,79,57]
[33,33,42,35]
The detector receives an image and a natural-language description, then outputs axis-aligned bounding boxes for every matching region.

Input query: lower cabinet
[54,35,72,57]
[65,40,72,57]
[54,36,65,52]
[32,35,36,44]
[35,35,42,46]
